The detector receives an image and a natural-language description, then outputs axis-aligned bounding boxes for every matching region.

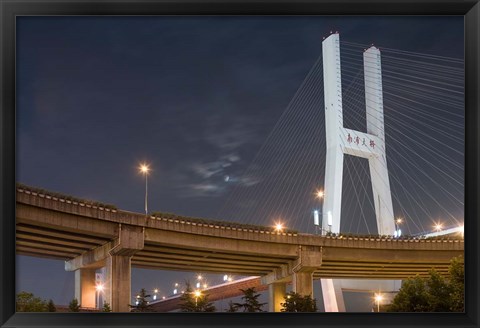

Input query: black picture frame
[1,1,478,327]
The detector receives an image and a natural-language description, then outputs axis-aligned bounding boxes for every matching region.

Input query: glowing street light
[314,188,326,235]
[95,283,104,309]
[197,275,203,280]
[434,223,443,232]
[394,218,403,238]
[458,224,464,236]
[316,189,324,199]
[194,290,202,306]
[374,293,383,312]
[139,163,150,215]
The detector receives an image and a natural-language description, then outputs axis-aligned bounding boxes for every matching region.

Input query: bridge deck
[16,184,463,279]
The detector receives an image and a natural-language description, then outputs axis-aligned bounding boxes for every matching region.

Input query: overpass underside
[16,219,456,279]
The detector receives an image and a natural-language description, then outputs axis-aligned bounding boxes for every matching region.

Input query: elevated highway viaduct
[16,184,463,312]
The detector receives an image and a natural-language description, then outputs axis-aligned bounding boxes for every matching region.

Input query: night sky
[16,16,464,311]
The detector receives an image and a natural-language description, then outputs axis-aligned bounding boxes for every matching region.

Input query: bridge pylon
[321,32,398,312]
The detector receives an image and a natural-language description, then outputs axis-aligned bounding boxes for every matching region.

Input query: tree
[388,256,464,312]
[281,292,317,312]
[47,299,56,312]
[102,301,112,312]
[179,282,216,312]
[448,256,464,312]
[68,298,80,312]
[226,300,238,312]
[129,288,153,312]
[16,291,47,312]
[426,270,453,311]
[233,287,266,312]
[388,276,430,312]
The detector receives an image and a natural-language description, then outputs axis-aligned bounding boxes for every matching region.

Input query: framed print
[1,1,479,328]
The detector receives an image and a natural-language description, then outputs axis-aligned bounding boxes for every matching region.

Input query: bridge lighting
[162,296,166,300]
[197,275,203,280]
[434,223,443,231]
[154,289,158,293]
[203,283,208,289]
[274,222,284,232]
[316,190,324,199]
[223,274,228,281]
[196,282,201,288]
[138,163,150,215]
[395,218,403,224]
[174,283,179,287]
[173,289,177,295]
[313,210,320,226]
[153,295,157,300]
[458,225,464,236]
[327,211,333,228]
[228,276,233,282]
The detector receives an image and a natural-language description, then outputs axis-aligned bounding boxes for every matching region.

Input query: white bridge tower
[321,33,397,311]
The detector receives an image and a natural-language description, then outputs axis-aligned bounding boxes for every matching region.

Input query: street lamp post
[194,290,201,307]
[374,293,383,312]
[95,283,104,309]
[394,218,403,238]
[139,164,150,215]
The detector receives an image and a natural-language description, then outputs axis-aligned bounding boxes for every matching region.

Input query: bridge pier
[74,268,96,308]
[268,282,286,312]
[104,255,133,312]
[292,271,314,297]
[66,224,144,312]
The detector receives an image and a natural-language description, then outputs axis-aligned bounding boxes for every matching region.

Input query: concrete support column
[74,268,96,308]
[292,271,314,297]
[268,282,286,312]
[104,255,132,312]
